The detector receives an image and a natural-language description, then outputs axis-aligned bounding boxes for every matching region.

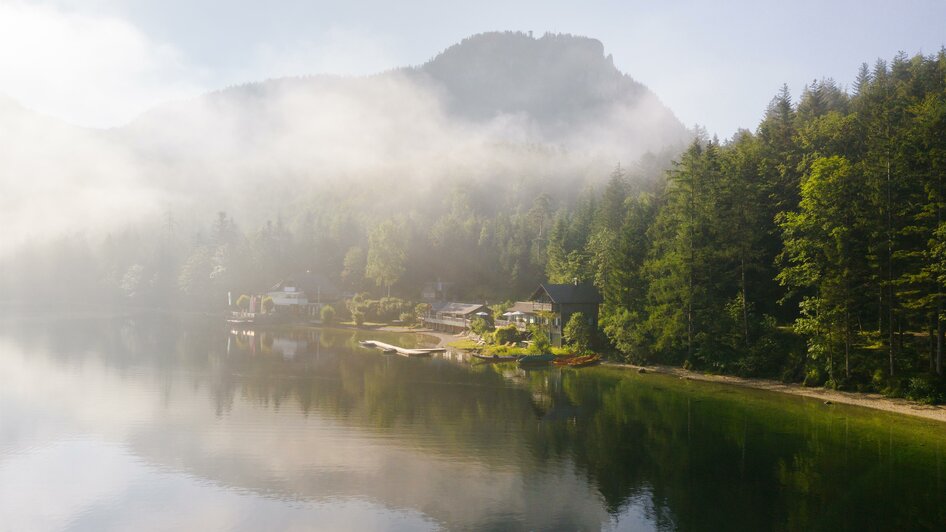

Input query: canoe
[472,353,520,363]
[517,353,556,365]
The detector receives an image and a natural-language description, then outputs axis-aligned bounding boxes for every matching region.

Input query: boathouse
[528,282,602,347]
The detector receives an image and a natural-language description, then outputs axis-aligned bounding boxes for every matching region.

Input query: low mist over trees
[2,41,946,396]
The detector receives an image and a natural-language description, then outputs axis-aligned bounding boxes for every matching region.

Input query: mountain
[415,32,684,144]
[2,32,690,255]
[120,31,687,162]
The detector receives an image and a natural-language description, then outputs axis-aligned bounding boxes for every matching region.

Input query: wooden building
[528,282,603,347]
[422,301,489,332]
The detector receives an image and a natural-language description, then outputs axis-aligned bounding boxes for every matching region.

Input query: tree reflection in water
[1,315,945,531]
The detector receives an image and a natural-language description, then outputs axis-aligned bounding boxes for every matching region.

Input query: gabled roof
[529,282,602,304]
[430,301,488,316]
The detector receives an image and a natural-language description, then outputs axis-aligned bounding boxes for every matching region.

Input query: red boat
[553,354,602,367]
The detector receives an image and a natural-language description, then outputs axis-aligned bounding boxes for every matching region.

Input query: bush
[528,325,551,354]
[352,311,365,326]
[493,324,519,345]
[320,305,336,324]
[563,312,593,354]
[803,366,825,387]
[470,317,493,336]
[415,303,431,319]
[261,296,275,313]
[906,375,941,404]
[235,294,250,311]
[399,312,415,324]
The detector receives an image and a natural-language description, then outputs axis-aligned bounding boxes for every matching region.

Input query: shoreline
[392,327,946,424]
[605,361,946,424]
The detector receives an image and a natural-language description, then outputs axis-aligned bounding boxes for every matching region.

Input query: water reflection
[1,316,946,531]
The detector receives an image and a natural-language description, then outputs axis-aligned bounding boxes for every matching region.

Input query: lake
[1,315,945,531]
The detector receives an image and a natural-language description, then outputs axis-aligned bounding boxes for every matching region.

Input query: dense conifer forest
[3,48,945,398]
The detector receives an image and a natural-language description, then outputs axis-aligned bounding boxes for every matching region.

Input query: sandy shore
[376,326,461,348]
[380,326,946,424]
[606,361,946,423]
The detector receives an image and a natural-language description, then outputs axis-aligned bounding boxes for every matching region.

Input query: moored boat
[517,353,556,365]
[553,354,601,367]
[472,353,520,363]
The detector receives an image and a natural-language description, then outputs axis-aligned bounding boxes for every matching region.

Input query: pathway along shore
[381,326,946,424]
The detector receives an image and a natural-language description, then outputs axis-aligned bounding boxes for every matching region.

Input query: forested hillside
[553,51,946,397]
[2,36,944,397]
[0,31,686,308]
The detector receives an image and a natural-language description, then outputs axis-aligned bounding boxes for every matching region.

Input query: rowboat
[471,353,520,363]
[553,354,601,367]
[517,354,556,365]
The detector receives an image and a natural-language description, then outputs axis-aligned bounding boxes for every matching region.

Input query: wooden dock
[359,340,446,357]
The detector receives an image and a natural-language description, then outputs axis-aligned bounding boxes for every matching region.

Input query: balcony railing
[422,316,470,328]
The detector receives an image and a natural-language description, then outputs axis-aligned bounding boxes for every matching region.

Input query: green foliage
[493,324,520,345]
[564,312,593,354]
[261,296,274,313]
[905,376,943,404]
[352,311,365,326]
[320,305,336,324]
[9,50,946,398]
[399,312,415,324]
[366,220,406,296]
[347,294,415,323]
[414,303,431,319]
[470,317,492,336]
[235,294,250,310]
[528,325,552,354]
[489,301,513,320]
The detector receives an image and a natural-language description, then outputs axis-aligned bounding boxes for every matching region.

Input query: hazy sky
[2,0,944,136]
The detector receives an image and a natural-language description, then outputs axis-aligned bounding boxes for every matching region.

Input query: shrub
[320,305,336,324]
[493,324,519,345]
[803,366,825,387]
[906,376,941,404]
[261,296,275,313]
[352,311,365,326]
[470,317,492,336]
[415,303,431,319]
[236,294,250,311]
[399,312,415,324]
[528,325,551,354]
[564,312,593,354]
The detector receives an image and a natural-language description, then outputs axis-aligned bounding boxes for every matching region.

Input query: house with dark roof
[528,282,603,347]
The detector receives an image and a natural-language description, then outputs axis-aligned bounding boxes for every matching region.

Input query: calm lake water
[2,315,946,531]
